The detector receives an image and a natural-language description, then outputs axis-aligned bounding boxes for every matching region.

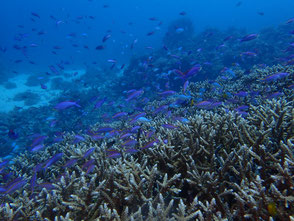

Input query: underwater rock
[3,82,17,89]
[13,91,41,106]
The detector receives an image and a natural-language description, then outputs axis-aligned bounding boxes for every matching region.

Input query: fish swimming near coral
[162,124,177,129]
[112,112,128,119]
[54,101,81,110]
[260,72,289,82]
[125,90,144,101]
[240,33,258,42]
[43,153,63,169]
[0,177,26,195]
[158,90,176,96]
[174,65,202,80]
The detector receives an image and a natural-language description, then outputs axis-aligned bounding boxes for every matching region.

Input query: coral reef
[1,16,294,219]
[0,64,293,220]
[116,22,293,94]
[163,18,195,49]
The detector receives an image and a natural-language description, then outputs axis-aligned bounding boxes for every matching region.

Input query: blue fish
[43,153,63,169]
[54,101,81,110]
[240,34,258,42]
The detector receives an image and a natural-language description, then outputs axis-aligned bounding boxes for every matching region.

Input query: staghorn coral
[0,64,293,220]
[0,97,293,220]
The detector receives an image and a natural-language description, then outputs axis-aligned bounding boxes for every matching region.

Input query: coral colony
[0,64,293,219]
[0,8,294,221]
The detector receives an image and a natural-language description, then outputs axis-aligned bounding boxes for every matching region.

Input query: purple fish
[63,159,78,168]
[122,139,137,147]
[162,124,177,129]
[124,148,139,154]
[195,101,213,109]
[49,65,58,74]
[72,135,85,144]
[153,105,168,114]
[82,159,95,170]
[31,135,47,147]
[216,44,225,50]
[286,18,294,24]
[158,90,176,96]
[0,187,6,192]
[240,34,258,42]
[130,112,146,121]
[126,90,144,101]
[267,92,283,99]
[237,111,249,117]
[102,34,111,42]
[130,126,140,133]
[209,102,223,109]
[141,139,158,149]
[0,160,9,169]
[94,98,106,109]
[30,144,45,152]
[234,105,249,112]
[96,45,105,50]
[91,134,104,140]
[240,51,257,57]
[223,35,233,41]
[85,164,95,174]
[31,12,40,19]
[34,163,43,173]
[112,112,128,119]
[183,80,189,93]
[261,72,289,82]
[146,130,155,139]
[120,133,132,139]
[53,136,64,143]
[177,65,202,79]
[173,116,189,123]
[40,83,47,89]
[126,89,137,94]
[170,54,180,59]
[83,148,95,158]
[30,172,37,192]
[288,84,294,89]
[54,101,81,110]
[106,151,121,158]
[43,153,63,169]
[2,172,13,181]
[107,130,119,138]
[95,127,114,133]
[1,177,26,195]
[234,91,248,97]
[185,65,202,78]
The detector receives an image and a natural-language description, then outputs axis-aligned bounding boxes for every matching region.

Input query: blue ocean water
[0,0,293,157]
[1,0,294,70]
[0,1,294,219]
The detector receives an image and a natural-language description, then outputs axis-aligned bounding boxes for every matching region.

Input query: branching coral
[0,65,293,220]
